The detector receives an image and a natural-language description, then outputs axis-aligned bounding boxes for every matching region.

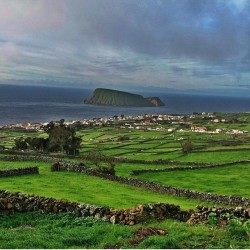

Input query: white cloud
[0,0,64,36]
[0,42,22,63]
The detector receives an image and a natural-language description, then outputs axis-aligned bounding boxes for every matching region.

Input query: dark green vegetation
[0,112,250,248]
[84,88,165,106]
[14,119,81,155]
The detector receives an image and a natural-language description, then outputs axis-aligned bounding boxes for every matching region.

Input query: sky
[0,0,250,96]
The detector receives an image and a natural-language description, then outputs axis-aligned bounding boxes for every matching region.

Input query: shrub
[227,218,248,240]
[208,212,218,227]
[51,162,61,172]
[117,136,130,142]
[180,140,193,154]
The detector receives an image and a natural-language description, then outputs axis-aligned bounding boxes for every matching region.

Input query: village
[0,112,247,136]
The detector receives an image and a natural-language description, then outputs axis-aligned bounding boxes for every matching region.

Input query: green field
[0,161,39,170]
[1,212,249,249]
[0,160,213,210]
[136,163,250,197]
[0,113,250,248]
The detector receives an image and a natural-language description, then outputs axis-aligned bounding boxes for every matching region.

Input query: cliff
[84,88,165,107]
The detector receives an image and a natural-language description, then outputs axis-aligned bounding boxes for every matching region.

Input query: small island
[84,88,165,107]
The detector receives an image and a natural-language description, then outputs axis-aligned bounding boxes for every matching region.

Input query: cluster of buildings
[0,113,248,135]
[0,122,45,131]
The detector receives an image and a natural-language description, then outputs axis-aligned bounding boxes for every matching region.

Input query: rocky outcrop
[84,88,165,107]
[145,97,165,107]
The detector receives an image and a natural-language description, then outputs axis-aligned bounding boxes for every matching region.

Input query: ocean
[0,84,250,125]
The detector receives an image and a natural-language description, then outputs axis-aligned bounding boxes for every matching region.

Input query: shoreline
[0,111,249,131]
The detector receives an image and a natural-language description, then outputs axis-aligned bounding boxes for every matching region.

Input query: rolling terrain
[0,112,250,248]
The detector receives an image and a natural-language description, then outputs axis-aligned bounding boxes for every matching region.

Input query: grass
[115,162,190,177]
[176,150,250,163]
[136,163,250,197]
[0,128,44,148]
[0,160,213,210]
[1,113,250,248]
[0,211,249,249]
[0,161,40,170]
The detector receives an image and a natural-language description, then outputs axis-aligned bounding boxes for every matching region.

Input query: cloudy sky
[0,0,250,95]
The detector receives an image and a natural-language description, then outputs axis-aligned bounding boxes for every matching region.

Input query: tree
[14,136,48,152]
[41,120,82,155]
[14,137,28,150]
[65,129,82,155]
[86,145,115,175]
[48,125,72,152]
[180,139,193,154]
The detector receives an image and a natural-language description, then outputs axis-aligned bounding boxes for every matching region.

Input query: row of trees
[14,119,82,155]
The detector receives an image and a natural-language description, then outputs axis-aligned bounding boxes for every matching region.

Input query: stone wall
[1,150,249,167]
[130,162,244,175]
[1,155,250,208]
[0,155,57,163]
[0,190,248,226]
[0,167,39,177]
[54,161,250,208]
[0,190,190,225]
[187,205,250,225]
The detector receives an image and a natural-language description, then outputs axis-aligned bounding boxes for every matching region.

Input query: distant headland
[84,88,165,107]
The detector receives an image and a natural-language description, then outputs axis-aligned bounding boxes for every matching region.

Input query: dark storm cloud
[1,0,250,94]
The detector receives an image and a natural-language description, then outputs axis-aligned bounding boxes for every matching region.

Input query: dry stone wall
[0,155,57,163]
[0,190,190,225]
[54,161,250,208]
[1,155,250,208]
[0,167,39,177]
[0,190,248,226]
[188,205,250,225]
[130,161,247,175]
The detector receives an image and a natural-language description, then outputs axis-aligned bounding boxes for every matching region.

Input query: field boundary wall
[0,167,38,177]
[0,155,249,208]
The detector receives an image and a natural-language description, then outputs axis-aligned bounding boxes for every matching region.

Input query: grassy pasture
[76,126,250,163]
[0,212,249,249]
[1,113,250,248]
[0,129,45,148]
[136,163,250,197]
[115,163,177,177]
[175,150,250,163]
[0,160,212,210]
[0,161,40,170]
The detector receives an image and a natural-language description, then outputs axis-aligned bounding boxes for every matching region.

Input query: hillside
[84,88,165,107]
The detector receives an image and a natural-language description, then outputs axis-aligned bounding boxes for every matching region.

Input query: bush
[227,219,248,240]
[180,140,193,154]
[51,162,61,172]
[117,136,130,142]
[86,146,116,175]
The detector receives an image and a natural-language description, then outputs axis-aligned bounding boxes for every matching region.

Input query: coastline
[1,85,250,126]
[0,112,248,137]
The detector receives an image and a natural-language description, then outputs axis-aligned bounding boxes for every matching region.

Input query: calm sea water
[0,85,250,125]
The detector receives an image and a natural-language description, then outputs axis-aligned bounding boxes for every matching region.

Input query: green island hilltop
[84,88,165,107]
